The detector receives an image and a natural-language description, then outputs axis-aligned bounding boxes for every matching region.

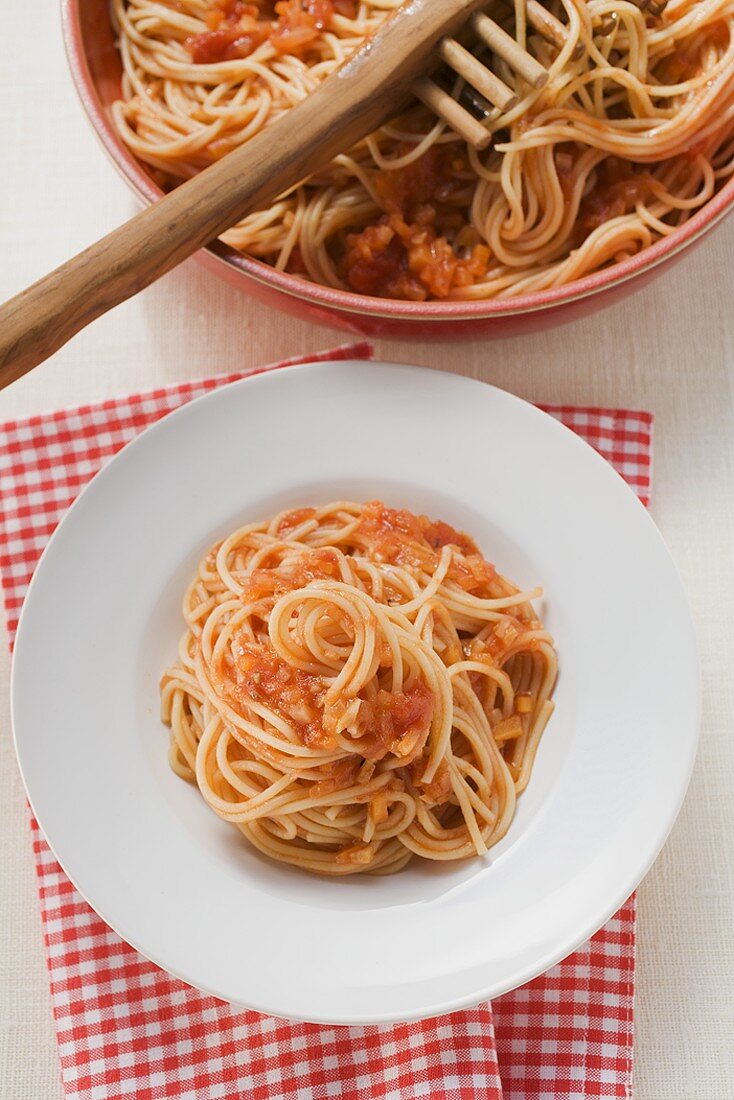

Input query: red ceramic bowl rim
[61,0,734,321]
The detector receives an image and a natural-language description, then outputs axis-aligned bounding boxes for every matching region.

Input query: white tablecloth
[1,3,733,1096]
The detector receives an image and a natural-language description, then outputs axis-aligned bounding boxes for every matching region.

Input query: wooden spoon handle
[0,87,379,390]
[0,108,345,389]
[0,0,487,390]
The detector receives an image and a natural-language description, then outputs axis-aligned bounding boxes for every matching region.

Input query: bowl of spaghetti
[62,0,734,337]
[12,361,700,1021]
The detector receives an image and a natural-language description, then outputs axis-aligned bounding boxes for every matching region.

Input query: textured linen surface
[0,345,652,1100]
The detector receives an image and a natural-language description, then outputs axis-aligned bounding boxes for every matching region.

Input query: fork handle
[0,0,489,390]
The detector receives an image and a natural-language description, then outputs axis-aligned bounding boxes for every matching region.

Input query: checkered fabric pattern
[0,345,651,1100]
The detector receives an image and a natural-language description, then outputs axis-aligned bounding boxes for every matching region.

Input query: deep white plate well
[12,361,699,1023]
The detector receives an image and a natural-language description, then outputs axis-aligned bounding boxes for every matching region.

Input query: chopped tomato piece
[186,22,270,62]
[354,683,435,762]
[271,0,334,54]
[344,212,489,300]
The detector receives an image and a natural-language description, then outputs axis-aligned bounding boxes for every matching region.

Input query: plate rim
[10,360,701,1022]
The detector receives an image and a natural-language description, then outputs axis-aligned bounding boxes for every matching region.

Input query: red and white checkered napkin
[0,343,651,1100]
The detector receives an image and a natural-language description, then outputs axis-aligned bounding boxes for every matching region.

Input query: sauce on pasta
[160,501,557,875]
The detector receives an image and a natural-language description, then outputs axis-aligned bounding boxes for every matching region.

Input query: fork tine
[439,37,519,112]
[413,78,494,148]
[526,0,584,59]
[410,3,553,146]
[471,13,548,89]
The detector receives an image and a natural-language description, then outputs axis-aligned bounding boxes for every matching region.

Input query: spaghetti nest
[113,0,734,300]
[161,501,557,875]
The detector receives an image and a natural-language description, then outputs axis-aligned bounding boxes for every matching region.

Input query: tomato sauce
[471,614,541,665]
[276,507,317,533]
[576,158,652,242]
[310,757,361,796]
[354,683,435,761]
[285,245,308,275]
[241,548,340,603]
[355,501,496,594]
[270,0,333,54]
[230,638,435,763]
[342,147,490,300]
[374,145,471,218]
[186,0,336,63]
[407,756,452,805]
[232,639,332,746]
[356,501,442,569]
[422,518,477,555]
[658,22,728,84]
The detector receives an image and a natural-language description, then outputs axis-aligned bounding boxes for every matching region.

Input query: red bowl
[62,0,734,339]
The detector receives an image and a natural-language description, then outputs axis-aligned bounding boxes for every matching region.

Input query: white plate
[11,361,699,1023]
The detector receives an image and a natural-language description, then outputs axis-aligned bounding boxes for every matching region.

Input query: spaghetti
[160,501,557,875]
[112,0,734,301]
